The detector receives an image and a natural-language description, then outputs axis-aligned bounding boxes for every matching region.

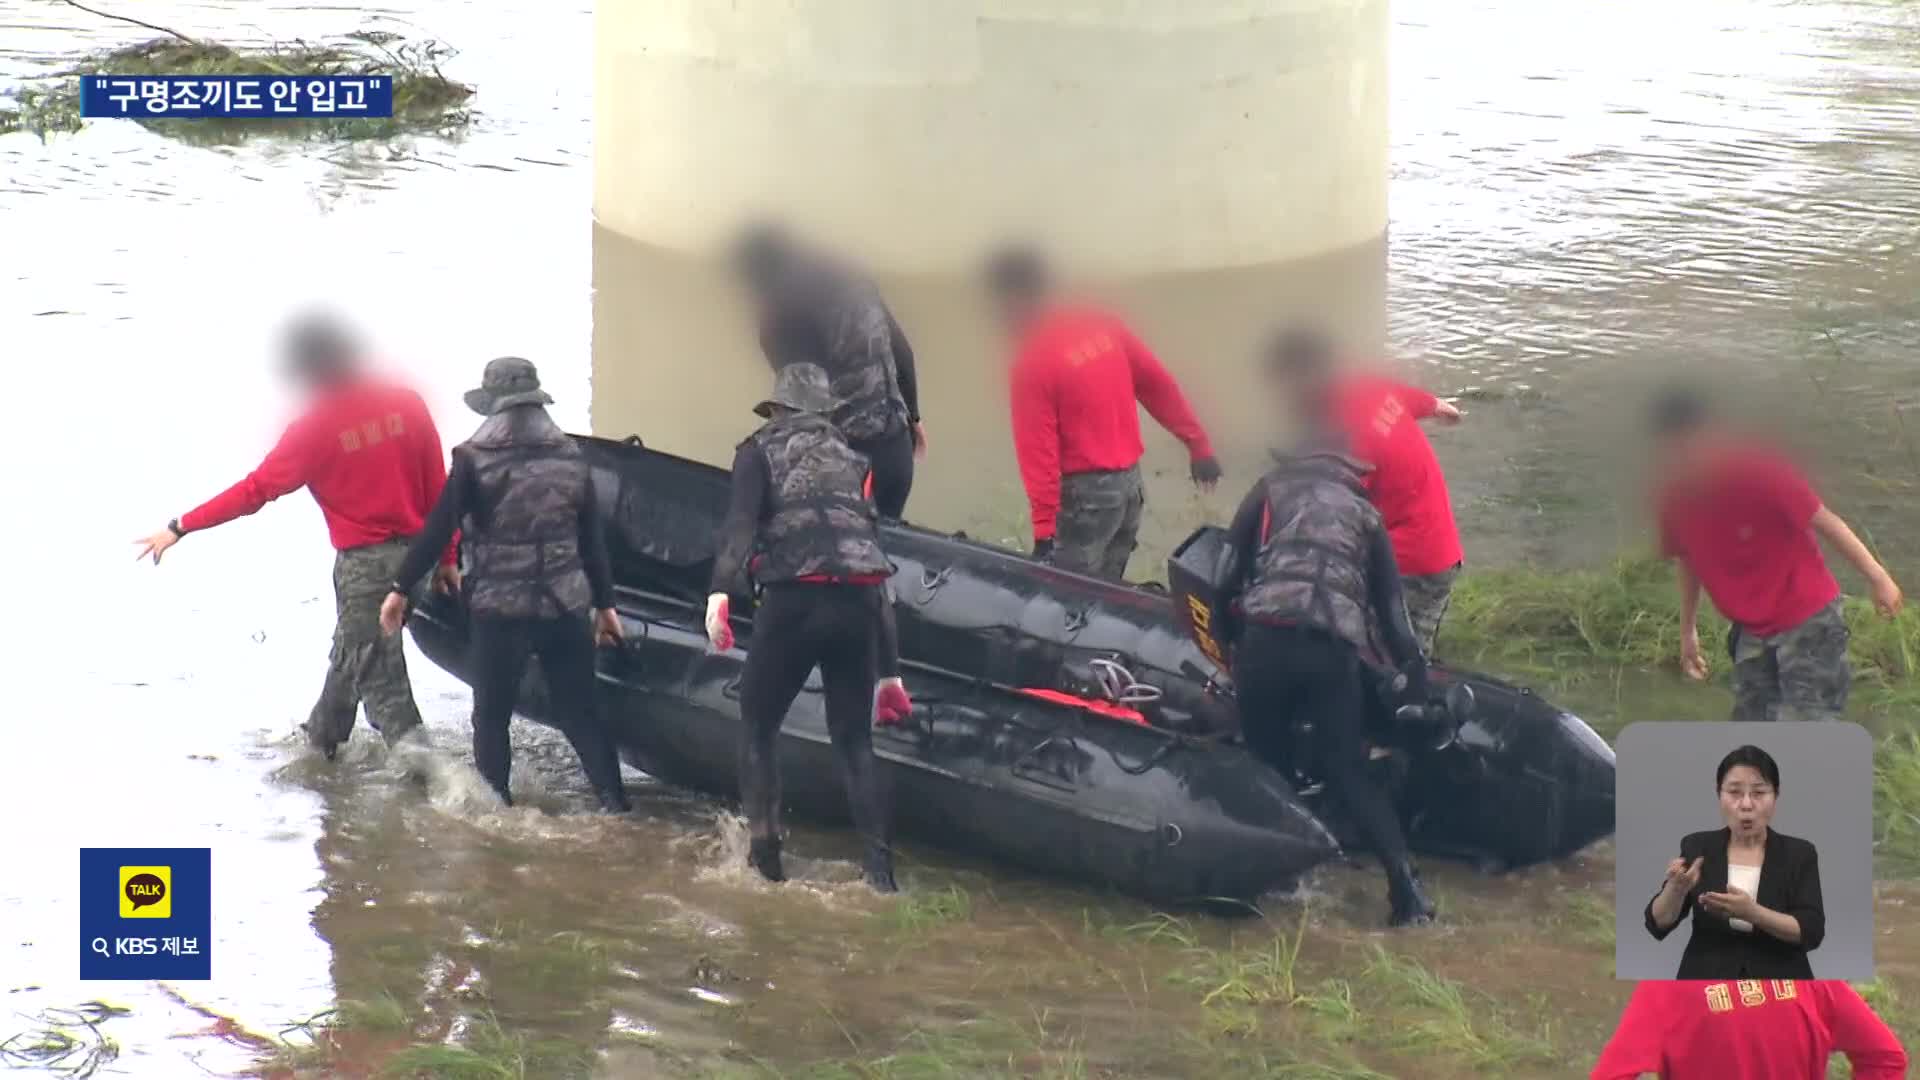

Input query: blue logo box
[79,848,211,980]
[79,75,395,119]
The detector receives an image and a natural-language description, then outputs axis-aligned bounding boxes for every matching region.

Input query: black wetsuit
[395,428,627,810]
[1220,448,1435,924]
[713,419,898,888]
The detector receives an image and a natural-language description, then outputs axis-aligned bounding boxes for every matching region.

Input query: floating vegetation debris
[0,2,473,143]
[0,1001,130,1078]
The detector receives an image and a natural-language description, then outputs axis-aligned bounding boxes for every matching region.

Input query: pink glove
[705,593,733,652]
[874,677,912,727]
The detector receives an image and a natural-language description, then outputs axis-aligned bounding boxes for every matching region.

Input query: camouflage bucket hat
[464,356,555,416]
[754,362,835,418]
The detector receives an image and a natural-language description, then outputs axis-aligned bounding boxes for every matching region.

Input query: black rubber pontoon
[575,435,1616,870]
[407,586,1341,903]
[405,434,1615,899]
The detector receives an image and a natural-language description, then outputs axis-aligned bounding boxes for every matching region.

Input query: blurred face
[988,288,1037,339]
[1719,764,1777,838]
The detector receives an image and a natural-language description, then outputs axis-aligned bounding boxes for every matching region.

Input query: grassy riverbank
[1441,554,1920,876]
[232,549,1920,1079]
[239,873,1920,1079]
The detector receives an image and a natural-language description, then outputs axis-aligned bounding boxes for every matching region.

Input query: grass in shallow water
[0,19,472,143]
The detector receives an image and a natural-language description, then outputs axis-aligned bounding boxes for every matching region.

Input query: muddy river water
[3,1,1919,1077]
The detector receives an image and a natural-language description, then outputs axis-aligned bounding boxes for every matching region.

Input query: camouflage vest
[776,261,908,442]
[749,412,891,584]
[1239,452,1389,662]
[458,407,594,619]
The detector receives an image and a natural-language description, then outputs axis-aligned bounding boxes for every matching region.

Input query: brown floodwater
[4,0,1919,1076]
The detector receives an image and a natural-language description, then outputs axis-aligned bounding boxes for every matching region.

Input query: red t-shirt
[180,378,455,563]
[1657,444,1839,637]
[1333,373,1463,576]
[1591,979,1907,1080]
[1009,305,1214,540]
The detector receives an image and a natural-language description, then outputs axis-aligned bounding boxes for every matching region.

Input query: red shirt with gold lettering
[1008,305,1214,541]
[1333,373,1463,576]
[180,377,455,563]
[1591,979,1907,1080]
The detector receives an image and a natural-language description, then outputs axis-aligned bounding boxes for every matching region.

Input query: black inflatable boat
[408,586,1341,902]
[405,435,1616,900]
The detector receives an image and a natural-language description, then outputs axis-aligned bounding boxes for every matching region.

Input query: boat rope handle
[1107,739,1178,776]
[919,566,954,594]
[1064,608,1090,633]
[1089,657,1164,705]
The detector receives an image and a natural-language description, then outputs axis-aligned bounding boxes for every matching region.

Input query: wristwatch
[166,518,185,539]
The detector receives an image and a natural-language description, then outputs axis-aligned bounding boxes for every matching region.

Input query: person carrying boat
[1650,387,1902,721]
[984,246,1223,580]
[704,362,913,893]
[1266,327,1466,658]
[731,223,924,521]
[1211,344,1440,927]
[375,357,631,813]
[133,312,456,761]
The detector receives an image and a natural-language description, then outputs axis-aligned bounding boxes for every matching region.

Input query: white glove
[705,593,733,651]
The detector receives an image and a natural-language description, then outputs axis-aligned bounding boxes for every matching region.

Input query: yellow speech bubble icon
[119,865,171,919]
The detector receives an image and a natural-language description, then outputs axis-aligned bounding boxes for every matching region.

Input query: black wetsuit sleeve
[886,306,920,423]
[1367,524,1427,688]
[393,452,474,594]
[578,471,615,611]
[1218,482,1266,641]
[710,442,769,595]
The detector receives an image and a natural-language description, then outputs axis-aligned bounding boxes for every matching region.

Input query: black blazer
[1644,827,1824,979]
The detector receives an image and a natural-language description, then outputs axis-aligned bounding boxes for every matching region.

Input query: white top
[1726,863,1761,933]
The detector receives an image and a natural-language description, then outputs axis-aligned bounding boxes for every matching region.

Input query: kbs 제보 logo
[119,865,171,918]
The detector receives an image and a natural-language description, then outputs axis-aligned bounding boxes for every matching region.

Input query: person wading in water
[705,362,913,892]
[378,357,630,812]
[1266,327,1466,658]
[134,313,457,760]
[1212,341,1439,927]
[731,223,925,521]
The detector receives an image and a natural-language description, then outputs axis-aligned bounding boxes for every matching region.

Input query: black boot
[597,787,632,814]
[748,835,786,883]
[863,844,898,894]
[1386,859,1437,927]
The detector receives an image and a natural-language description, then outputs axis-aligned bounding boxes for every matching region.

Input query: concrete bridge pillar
[593,0,1389,275]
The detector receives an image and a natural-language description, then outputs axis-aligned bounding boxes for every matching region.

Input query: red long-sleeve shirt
[1591,980,1908,1080]
[179,378,456,564]
[1009,306,1214,541]
[1334,373,1464,576]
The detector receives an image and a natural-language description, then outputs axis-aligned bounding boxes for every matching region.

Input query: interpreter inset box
[1614,722,1873,980]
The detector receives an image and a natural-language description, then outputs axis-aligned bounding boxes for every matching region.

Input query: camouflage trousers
[1402,563,1461,659]
[1728,598,1851,722]
[303,538,425,755]
[1052,465,1145,581]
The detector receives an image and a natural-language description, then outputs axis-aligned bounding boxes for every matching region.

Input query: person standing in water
[1651,387,1902,721]
[1267,328,1466,657]
[731,224,925,521]
[985,246,1222,580]
[377,357,631,813]
[134,313,457,759]
[704,362,913,893]
[1212,343,1437,927]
